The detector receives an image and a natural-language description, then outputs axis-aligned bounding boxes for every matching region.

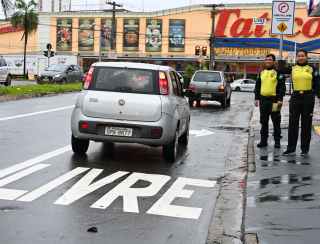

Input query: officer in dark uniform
[255,54,286,148]
[283,49,320,156]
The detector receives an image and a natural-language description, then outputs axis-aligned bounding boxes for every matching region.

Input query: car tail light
[219,85,225,92]
[84,67,94,89]
[159,72,169,95]
[151,127,163,139]
[80,121,89,130]
[189,84,196,92]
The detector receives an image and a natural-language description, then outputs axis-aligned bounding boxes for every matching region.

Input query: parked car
[71,62,190,162]
[187,70,232,108]
[231,78,256,92]
[0,56,12,86]
[37,64,83,84]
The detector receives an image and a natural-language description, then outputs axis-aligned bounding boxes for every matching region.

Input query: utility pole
[107,1,122,51]
[205,4,224,70]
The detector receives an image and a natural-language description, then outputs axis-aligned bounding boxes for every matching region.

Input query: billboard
[169,19,185,52]
[123,19,140,51]
[146,19,162,52]
[56,18,72,51]
[101,19,116,51]
[79,19,95,51]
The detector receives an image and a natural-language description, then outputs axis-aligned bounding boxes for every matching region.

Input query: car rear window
[91,67,157,94]
[193,72,221,82]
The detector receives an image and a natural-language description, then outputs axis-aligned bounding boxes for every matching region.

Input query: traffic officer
[255,54,286,148]
[283,49,320,156]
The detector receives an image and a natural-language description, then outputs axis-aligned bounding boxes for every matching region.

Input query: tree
[11,0,38,79]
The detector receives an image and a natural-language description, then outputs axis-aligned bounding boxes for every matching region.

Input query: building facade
[1,3,320,76]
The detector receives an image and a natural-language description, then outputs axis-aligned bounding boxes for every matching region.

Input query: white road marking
[0,105,74,122]
[0,163,50,200]
[190,129,214,137]
[18,167,90,202]
[91,173,171,213]
[147,177,216,219]
[55,170,129,206]
[0,145,71,179]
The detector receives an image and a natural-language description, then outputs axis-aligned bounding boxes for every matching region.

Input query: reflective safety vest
[292,65,313,91]
[260,69,278,97]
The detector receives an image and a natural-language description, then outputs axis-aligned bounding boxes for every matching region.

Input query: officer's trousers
[287,93,315,152]
[259,97,281,143]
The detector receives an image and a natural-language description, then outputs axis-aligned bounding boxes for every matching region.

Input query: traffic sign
[271,1,295,35]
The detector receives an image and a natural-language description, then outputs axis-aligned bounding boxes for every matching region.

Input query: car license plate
[105,127,133,137]
[201,93,212,98]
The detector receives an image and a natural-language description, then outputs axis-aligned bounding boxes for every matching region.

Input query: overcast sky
[0,0,305,19]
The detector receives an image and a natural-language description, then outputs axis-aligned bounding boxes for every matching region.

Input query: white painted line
[0,145,71,179]
[0,105,74,122]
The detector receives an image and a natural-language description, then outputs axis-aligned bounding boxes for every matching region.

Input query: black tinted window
[193,72,221,82]
[92,67,157,94]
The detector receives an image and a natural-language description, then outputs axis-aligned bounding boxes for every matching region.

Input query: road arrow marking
[190,129,214,137]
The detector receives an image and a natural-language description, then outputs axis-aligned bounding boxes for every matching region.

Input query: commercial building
[0,3,319,77]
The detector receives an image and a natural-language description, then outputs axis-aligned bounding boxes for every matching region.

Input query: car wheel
[71,135,89,155]
[227,95,231,107]
[4,75,11,86]
[221,96,227,109]
[163,128,179,162]
[188,99,194,107]
[235,87,241,92]
[180,120,190,147]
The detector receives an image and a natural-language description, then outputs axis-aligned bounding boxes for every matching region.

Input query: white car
[231,79,256,92]
[0,57,12,86]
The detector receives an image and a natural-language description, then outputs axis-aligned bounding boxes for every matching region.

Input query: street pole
[205,4,224,70]
[279,34,284,60]
[107,1,122,51]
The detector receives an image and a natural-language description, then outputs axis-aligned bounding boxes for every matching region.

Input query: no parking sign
[271,1,296,35]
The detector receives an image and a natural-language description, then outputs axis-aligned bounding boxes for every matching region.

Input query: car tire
[227,95,231,107]
[163,128,179,162]
[71,135,89,155]
[221,96,227,109]
[188,99,194,107]
[235,87,241,92]
[180,120,190,147]
[4,75,11,86]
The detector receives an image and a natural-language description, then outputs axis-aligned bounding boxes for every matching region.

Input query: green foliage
[184,64,197,80]
[0,83,82,97]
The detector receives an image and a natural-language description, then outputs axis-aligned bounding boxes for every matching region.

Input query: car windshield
[46,64,67,71]
[91,67,157,94]
[193,72,221,82]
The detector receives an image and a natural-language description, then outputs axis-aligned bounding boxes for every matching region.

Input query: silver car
[71,62,190,162]
[187,70,232,108]
[0,57,12,86]
[38,64,83,84]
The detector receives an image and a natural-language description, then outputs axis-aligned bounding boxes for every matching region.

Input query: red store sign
[215,9,320,38]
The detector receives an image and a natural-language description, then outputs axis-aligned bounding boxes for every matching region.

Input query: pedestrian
[283,49,320,156]
[255,54,286,148]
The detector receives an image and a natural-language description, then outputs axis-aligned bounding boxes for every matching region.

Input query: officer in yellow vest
[255,54,286,148]
[283,49,320,156]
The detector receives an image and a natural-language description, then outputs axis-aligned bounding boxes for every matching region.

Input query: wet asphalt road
[0,92,253,244]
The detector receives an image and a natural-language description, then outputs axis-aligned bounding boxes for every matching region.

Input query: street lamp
[204,4,225,70]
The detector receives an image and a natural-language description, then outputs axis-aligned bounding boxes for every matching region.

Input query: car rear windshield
[91,67,157,94]
[193,72,221,82]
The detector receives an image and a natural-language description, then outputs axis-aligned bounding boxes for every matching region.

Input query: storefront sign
[123,19,139,51]
[215,47,270,57]
[215,9,320,38]
[101,18,115,51]
[79,19,95,52]
[0,26,23,34]
[169,19,185,52]
[56,19,72,51]
[146,19,162,52]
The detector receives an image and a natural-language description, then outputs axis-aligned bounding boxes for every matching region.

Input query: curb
[0,91,80,103]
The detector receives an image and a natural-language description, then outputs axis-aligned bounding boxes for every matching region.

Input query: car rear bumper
[187,91,225,100]
[71,107,177,146]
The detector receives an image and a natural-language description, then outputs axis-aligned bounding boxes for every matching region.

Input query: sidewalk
[245,96,320,244]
